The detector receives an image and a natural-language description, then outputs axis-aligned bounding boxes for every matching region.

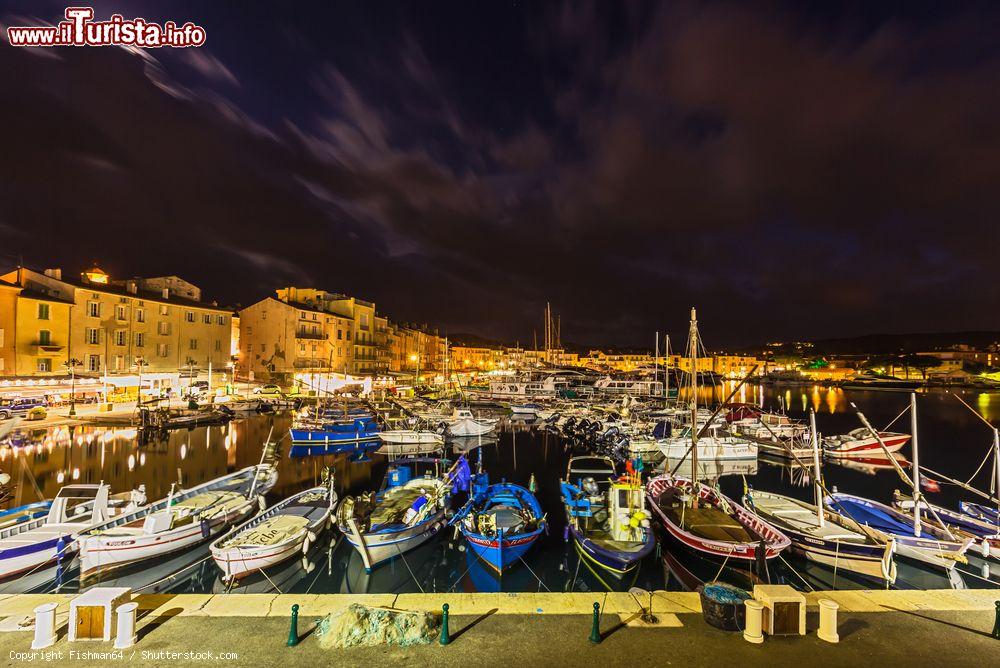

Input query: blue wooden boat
[452,473,546,572]
[560,456,655,576]
[289,414,380,457]
[826,492,972,572]
[0,501,52,532]
[961,502,1000,526]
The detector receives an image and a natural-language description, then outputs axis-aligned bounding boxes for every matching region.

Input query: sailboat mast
[654,331,659,399]
[689,308,699,504]
[664,334,670,407]
[910,392,921,536]
[809,409,825,527]
[993,428,999,518]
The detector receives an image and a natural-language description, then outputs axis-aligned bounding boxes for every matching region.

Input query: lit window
[37,303,50,320]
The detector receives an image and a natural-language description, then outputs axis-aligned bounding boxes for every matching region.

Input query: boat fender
[303,535,311,555]
[981,539,991,559]
[258,496,267,512]
[307,530,318,543]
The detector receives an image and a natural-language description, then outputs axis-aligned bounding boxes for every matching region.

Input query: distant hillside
[750,331,1000,356]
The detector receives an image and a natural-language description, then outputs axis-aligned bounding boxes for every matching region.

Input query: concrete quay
[0,590,997,666]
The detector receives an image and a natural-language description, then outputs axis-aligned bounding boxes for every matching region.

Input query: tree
[903,354,942,380]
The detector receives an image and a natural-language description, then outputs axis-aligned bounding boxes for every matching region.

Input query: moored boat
[212,475,338,580]
[823,428,910,457]
[646,474,790,565]
[453,473,546,572]
[77,464,277,577]
[560,456,655,575]
[337,456,470,572]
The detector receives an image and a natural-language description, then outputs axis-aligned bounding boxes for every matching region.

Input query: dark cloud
[1,1,998,347]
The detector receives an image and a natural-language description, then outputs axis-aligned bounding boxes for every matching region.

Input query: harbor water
[2,385,999,596]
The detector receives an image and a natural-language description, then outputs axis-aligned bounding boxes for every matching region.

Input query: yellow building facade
[0,266,233,377]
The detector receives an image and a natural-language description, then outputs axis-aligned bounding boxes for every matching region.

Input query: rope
[394,542,425,594]
[777,552,815,591]
[963,443,994,486]
[518,555,551,592]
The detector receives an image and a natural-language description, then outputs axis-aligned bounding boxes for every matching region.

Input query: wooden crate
[752,584,806,636]
[68,587,131,642]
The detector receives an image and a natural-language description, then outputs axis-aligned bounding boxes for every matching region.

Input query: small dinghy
[337,456,471,572]
[212,471,338,580]
[822,428,910,457]
[452,473,546,572]
[892,491,1000,560]
[561,456,655,575]
[445,409,498,437]
[78,464,278,577]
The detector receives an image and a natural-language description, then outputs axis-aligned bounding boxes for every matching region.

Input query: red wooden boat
[646,474,790,564]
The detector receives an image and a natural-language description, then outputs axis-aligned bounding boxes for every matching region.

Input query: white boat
[337,457,467,571]
[509,402,544,415]
[486,376,560,400]
[77,465,277,577]
[593,377,664,397]
[656,426,758,461]
[0,484,142,580]
[211,479,337,581]
[445,409,498,437]
[823,428,910,457]
[378,430,445,446]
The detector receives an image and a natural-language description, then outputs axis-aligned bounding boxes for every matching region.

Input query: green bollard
[287,604,300,647]
[992,601,1000,640]
[589,602,601,643]
[440,603,451,645]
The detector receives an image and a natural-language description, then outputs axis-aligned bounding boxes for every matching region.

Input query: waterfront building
[237,296,354,383]
[274,287,381,376]
[0,266,233,379]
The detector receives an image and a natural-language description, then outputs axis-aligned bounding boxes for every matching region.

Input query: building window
[136,308,145,323]
[185,311,195,323]
[114,330,126,346]
[116,305,127,321]
[214,340,221,352]
[38,330,51,345]
[37,359,51,373]
[87,301,101,318]
[159,304,169,316]
[337,329,342,340]
[189,339,198,350]
[135,332,145,348]
[216,315,227,325]
[87,354,101,372]
[157,322,170,336]
[86,328,100,345]
[157,343,169,358]
[259,343,265,353]
[299,344,306,354]
[37,303,50,320]
[360,314,368,328]
[300,311,307,320]
[312,313,318,321]
[203,314,211,324]
[346,331,351,341]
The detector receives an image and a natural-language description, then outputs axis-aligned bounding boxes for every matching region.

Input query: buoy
[818,599,840,643]
[31,603,58,650]
[743,600,764,644]
[114,602,139,649]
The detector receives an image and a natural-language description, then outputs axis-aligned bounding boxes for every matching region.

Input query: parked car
[0,397,47,420]
[252,384,283,396]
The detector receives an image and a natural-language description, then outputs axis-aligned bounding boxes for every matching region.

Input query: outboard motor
[582,477,600,497]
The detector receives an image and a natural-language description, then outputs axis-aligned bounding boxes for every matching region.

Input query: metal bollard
[31,603,59,650]
[114,602,139,649]
[287,604,300,647]
[818,599,840,644]
[992,601,1000,640]
[743,600,764,644]
[589,602,601,643]
[439,603,450,645]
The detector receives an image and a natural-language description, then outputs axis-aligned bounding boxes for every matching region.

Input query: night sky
[1,1,998,348]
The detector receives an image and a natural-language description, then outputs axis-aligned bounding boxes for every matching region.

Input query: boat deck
[754,494,865,542]
[660,503,754,543]
[222,491,329,548]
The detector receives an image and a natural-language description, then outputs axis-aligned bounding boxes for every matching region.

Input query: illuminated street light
[63,358,82,417]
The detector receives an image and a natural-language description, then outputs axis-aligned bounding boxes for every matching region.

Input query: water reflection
[1,385,999,595]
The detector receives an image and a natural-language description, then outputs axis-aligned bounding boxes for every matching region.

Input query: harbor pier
[0,590,996,666]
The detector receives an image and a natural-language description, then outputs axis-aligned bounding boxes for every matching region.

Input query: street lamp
[133,356,148,406]
[63,358,82,417]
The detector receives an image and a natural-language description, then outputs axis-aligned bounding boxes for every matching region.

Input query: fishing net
[316,604,439,648]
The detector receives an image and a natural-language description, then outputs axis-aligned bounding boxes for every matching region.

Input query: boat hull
[340,510,447,571]
[463,530,542,572]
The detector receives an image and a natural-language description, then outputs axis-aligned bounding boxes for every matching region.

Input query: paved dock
[0,590,996,666]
